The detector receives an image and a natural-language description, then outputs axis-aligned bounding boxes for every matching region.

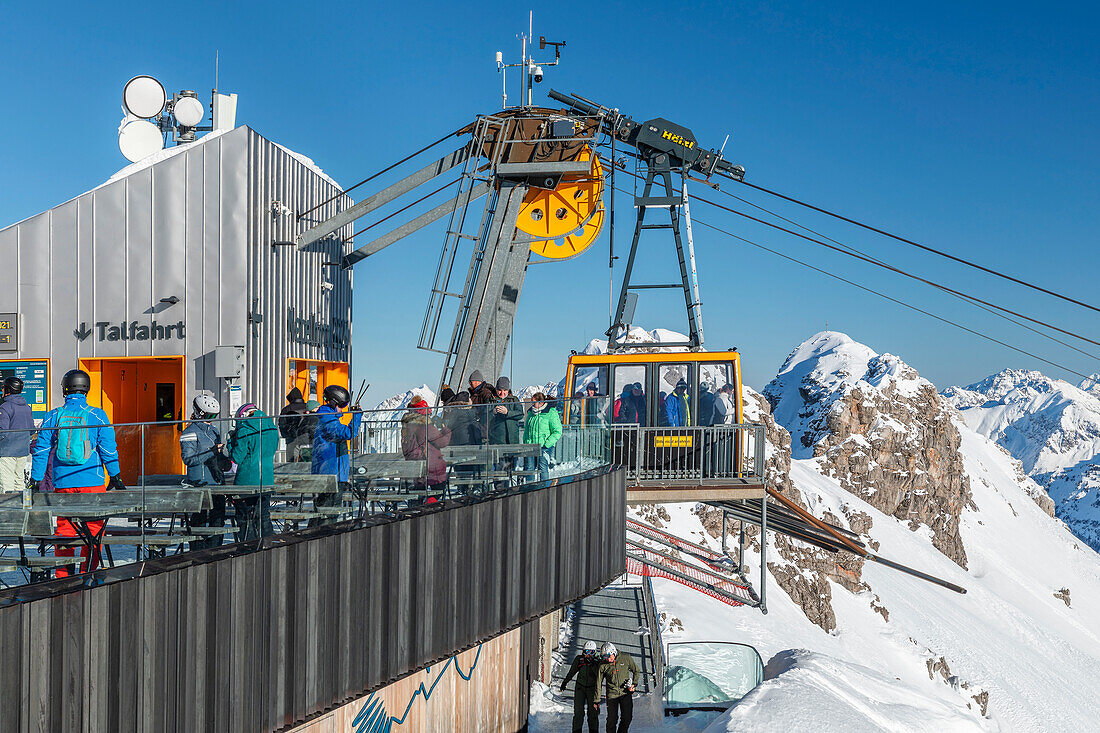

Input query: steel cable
[734,179,1100,314]
[690,216,1091,380]
[600,145,1099,349]
[298,127,463,219]
[693,194,1100,349]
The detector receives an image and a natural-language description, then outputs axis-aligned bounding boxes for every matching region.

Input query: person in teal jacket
[523,392,562,481]
[227,403,279,540]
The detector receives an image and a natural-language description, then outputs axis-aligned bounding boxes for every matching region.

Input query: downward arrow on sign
[74,323,92,341]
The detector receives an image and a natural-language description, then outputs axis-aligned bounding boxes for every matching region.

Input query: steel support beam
[446,182,530,386]
[297,143,473,249]
[342,182,491,267]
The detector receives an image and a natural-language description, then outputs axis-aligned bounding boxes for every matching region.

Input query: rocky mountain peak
[764,331,971,568]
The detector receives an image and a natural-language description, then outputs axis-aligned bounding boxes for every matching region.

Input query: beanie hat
[305,400,321,410]
[469,369,484,383]
[496,376,510,391]
[453,391,472,404]
[439,385,456,405]
[235,403,257,419]
[585,382,598,392]
[409,396,429,415]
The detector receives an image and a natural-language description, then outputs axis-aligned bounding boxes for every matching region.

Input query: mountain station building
[0,126,354,478]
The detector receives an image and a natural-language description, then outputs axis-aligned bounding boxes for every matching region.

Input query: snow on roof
[102,127,234,186]
[101,126,342,191]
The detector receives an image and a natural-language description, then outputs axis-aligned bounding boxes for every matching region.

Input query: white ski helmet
[193,393,220,417]
[583,641,597,654]
[601,642,617,657]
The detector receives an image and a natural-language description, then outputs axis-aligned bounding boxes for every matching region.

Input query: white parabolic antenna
[173,95,205,127]
[122,75,166,119]
[118,119,164,162]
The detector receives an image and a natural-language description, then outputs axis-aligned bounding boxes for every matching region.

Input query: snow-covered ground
[703,650,984,732]
[527,329,1100,731]
[640,332,1100,731]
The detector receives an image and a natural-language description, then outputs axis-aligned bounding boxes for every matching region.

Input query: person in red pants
[28,369,124,578]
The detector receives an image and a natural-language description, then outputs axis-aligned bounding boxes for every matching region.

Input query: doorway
[287,359,350,404]
[79,357,185,483]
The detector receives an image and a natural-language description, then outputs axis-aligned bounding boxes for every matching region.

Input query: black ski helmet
[2,376,23,394]
[61,369,92,395]
[322,384,351,407]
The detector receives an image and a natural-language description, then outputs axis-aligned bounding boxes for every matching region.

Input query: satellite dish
[173,95,205,127]
[118,119,164,162]
[122,75,166,119]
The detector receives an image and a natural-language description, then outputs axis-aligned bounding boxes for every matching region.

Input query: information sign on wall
[0,314,17,352]
[0,358,50,419]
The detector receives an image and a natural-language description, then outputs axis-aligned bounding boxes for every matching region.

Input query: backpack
[54,405,93,466]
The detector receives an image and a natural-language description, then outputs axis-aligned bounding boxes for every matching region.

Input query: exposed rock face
[765,332,972,568]
[693,387,868,632]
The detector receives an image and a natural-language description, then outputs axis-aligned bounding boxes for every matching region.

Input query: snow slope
[704,650,983,732]
[638,332,1100,731]
[943,369,1100,551]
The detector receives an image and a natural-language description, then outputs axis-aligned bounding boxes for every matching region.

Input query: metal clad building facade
[0,126,353,421]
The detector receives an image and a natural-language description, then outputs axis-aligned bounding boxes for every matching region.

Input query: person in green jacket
[522,392,562,481]
[561,641,603,733]
[599,642,639,733]
[228,403,279,540]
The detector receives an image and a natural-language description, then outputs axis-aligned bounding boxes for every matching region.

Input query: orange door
[82,358,184,483]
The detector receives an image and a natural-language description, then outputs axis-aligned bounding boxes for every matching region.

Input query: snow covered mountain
[629,332,1100,731]
[942,369,1100,551]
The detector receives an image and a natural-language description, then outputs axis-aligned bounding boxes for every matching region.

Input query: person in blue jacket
[310,384,362,525]
[29,369,124,577]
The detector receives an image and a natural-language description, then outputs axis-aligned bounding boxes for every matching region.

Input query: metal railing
[0,395,763,588]
[609,423,765,486]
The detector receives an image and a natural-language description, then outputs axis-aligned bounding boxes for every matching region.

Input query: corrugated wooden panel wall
[0,469,625,733]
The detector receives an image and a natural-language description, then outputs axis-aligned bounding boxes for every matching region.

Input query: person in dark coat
[489,377,523,445]
[467,370,496,442]
[697,381,716,426]
[561,641,603,732]
[0,376,34,493]
[467,370,496,405]
[583,381,607,426]
[180,394,227,551]
[443,392,482,446]
[443,391,481,493]
[401,397,452,495]
[278,387,310,461]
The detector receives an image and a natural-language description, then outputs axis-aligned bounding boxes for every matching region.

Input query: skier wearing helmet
[599,642,639,732]
[310,384,363,525]
[180,393,228,550]
[560,640,603,732]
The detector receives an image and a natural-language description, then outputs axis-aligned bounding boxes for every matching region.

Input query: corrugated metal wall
[0,126,353,415]
[244,130,353,413]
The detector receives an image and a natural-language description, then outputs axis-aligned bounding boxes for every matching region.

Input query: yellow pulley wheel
[518,147,604,259]
[530,204,604,260]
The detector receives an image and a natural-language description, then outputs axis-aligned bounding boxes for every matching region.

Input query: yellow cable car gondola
[561,349,762,503]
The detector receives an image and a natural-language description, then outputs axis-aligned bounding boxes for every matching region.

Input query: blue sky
[2,1,1098,400]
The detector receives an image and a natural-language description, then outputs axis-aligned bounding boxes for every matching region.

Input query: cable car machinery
[293,38,967,604]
